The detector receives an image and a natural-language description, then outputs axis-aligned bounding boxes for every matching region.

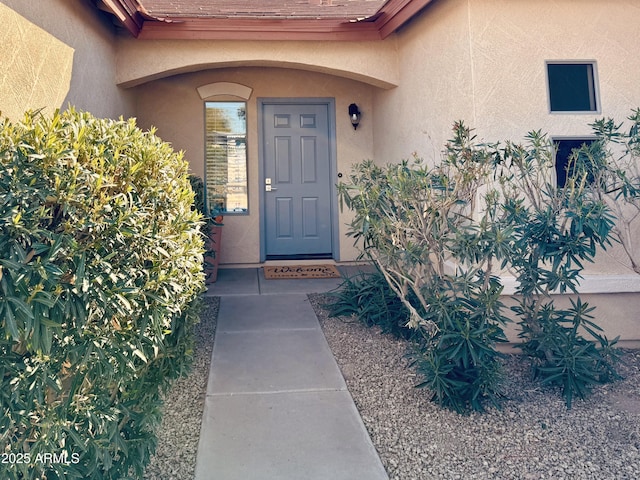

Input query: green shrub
[0,109,205,479]
[497,130,620,408]
[410,276,509,413]
[338,126,511,412]
[326,268,413,339]
[571,110,640,274]
[515,298,620,408]
[339,122,621,411]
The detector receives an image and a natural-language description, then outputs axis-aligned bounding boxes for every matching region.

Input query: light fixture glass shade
[348,103,361,130]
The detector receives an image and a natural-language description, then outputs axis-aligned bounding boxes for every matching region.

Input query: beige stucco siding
[372,0,640,277]
[376,0,640,154]
[468,0,640,277]
[115,38,400,90]
[375,0,640,159]
[129,0,640,277]
[468,0,640,141]
[374,0,640,343]
[373,0,475,163]
[0,0,134,120]
[133,67,375,264]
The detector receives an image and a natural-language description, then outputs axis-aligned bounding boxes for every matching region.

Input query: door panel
[275,137,292,183]
[275,197,293,239]
[263,102,333,257]
[302,197,320,237]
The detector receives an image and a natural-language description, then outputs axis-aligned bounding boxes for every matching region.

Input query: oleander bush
[571,110,640,275]
[497,130,620,408]
[0,109,205,479]
[338,125,512,412]
[338,121,622,412]
[326,268,413,339]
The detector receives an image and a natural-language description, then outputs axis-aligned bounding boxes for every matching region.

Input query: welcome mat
[263,264,342,280]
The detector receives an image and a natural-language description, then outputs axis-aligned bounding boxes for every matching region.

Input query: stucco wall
[373,0,640,277]
[468,0,640,141]
[375,0,640,160]
[467,0,640,277]
[501,292,640,349]
[0,0,134,120]
[115,37,399,90]
[133,67,375,264]
[373,0,475,164]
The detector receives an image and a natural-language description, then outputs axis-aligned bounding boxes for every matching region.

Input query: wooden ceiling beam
[99,0,144,37]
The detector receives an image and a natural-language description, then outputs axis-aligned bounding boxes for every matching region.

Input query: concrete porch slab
[194,390,388,480]
[204,268,260,296]
[204,265,378,297]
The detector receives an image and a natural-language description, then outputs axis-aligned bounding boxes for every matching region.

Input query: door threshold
[265,254,333,261]
[263,255,335,265]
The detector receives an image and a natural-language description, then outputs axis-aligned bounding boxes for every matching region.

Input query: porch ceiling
[96,0,435,40]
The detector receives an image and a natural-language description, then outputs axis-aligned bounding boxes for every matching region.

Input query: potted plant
[189,175,223,283]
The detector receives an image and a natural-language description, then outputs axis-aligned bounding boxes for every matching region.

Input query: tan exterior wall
[0,0,134,120]
[375,0,640,162]
[468,0,640,142]
[467,0,640,278]
[133,67,375,264]
[502,293,640,349]
[115,37,400,90]
[373,0,475,163]
[128,0,640,288]
[373,0,640,277]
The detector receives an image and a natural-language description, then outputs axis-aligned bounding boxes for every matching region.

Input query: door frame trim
[257,97,339,262]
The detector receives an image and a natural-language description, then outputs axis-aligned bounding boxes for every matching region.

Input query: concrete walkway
[194,267,388,480]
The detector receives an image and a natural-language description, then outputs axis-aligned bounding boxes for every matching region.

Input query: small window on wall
[205,101,248,214]
[547,62,598,112]
[554,138,596,188]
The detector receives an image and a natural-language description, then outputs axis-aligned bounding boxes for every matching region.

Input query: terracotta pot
[204,224,222,284]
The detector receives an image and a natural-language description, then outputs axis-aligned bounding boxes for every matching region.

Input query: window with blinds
[204,101,248,214]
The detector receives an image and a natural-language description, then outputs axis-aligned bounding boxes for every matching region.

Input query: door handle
[265,185,278,192]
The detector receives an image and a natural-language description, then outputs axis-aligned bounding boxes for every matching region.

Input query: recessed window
[554,138,596,187]
[547,62,598,112]
[205,102,248,214]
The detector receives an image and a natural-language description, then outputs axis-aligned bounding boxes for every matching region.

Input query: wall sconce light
[348,103,361,130]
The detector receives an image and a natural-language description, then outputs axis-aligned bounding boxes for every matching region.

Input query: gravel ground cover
[309,293,640,480]
[144,296,219,480]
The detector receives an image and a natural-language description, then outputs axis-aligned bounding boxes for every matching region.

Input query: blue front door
[262,101,334,258]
